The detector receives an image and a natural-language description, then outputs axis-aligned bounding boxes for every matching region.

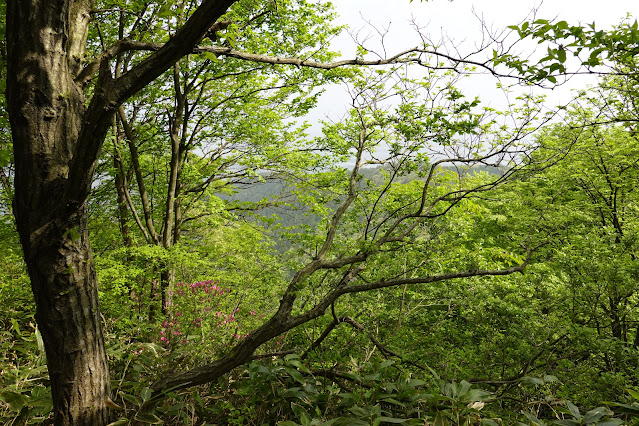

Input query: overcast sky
[333,0,635,53]
[309,0,637,125]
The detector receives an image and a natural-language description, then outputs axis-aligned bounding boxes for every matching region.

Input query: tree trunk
[5,0,246,422]
[113,132,133,248]
[6,2,113,424]
[20,210,111,425]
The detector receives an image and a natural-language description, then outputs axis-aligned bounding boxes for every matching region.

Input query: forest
[1,0,639,425]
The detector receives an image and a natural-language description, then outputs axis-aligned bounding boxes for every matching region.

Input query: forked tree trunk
[6,2,113,424]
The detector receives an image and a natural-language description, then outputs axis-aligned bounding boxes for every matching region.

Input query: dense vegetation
[1,0,639,424]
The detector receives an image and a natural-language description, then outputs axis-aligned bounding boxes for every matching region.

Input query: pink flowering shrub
[154,280,259,357]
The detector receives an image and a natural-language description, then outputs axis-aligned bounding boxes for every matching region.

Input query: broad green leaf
[119,392,141,406]
[582,407,610,423]
[628,388,639,400]
[286,367,306,384]
[107,419,131,426]
[565,401,581,419]
[133,412,163,424]
[596,420,624,426]
[0,391,28,412]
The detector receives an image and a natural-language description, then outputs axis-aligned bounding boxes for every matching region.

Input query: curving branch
[78,40,511,79]
[150,251,531,394]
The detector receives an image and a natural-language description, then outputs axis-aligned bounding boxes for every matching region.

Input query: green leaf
[341,372,362,382]
[605,402,639,415]
[628,388,639,400]
[119,392,141,406]
[462,388,493,403]
[291,403,311,423]
[133,412,163,424]
[582,407,610,423]
[35,326,45,355]
[458,380,471,397]
[286,367,306,384]
[0,391,28,412]
[380,398,406,407]
[10,318,21,334]
[596,420,624,426]
[549,63,564,74]
[107,419,131,426]
[565,401,581,419]
[140,387,152,403]
[522,412,547,425]
[379,359,395,369]
[378,416,407,424]
[522,377,544,386]
[201,51,219,62]
[557,48,566,63]
[286,359,311,373]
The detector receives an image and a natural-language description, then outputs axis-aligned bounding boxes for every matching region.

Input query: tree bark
[6,0,237,423]
[6,2,112,424]
[113,129,133,248]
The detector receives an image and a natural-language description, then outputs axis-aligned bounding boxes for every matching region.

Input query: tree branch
[66,0,238,204]
[83,40,508,75]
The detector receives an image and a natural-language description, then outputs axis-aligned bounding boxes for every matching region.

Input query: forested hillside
[1,1,639,425]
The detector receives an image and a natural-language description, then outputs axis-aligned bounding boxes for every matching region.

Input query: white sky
[335,0,635,47]
[309,0,637,126]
